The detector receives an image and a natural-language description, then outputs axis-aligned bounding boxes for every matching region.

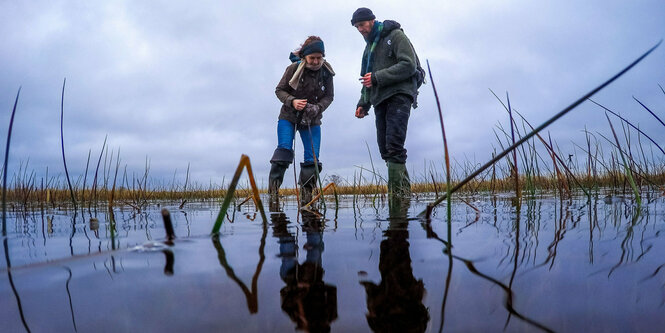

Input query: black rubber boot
[299,162,322,206]
[268,162,289,210]
[268,162,289,195]
[268,148,294,209]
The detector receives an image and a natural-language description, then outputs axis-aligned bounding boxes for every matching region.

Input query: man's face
[354,20,374,39]
[304,53,323,70]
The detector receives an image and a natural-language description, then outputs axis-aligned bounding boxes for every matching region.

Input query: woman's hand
[300,103,320,125]
[292,99,307,111]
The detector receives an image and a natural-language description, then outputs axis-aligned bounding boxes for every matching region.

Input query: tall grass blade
[91,135,107,208]
[1,89,30,333]
[364,141,380,201]
[2,87,20,236]
[420,40,661,218]
[589,99,665,155]
[307,125,326,210]
[108,148,121,209]
[605,113,641,205]
[425,60,452,222]
[60,78,77,209]
[506,92,521,202]
[633,96,665,128]
[81,149,91,208]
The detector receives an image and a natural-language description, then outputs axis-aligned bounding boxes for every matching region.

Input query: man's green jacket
[358,20,418,111]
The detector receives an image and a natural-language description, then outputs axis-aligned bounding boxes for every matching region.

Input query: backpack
[409,41,426,88]
[407,40,426,108]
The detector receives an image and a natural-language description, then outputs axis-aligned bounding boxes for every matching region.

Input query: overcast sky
[1,0,663,189]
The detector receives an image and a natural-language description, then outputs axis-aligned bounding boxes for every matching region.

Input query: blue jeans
[277,119,321,164]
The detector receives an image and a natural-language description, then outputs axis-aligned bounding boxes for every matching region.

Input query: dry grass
[2,168,663,211]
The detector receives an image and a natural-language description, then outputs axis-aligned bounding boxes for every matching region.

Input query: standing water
[1,192,665,332]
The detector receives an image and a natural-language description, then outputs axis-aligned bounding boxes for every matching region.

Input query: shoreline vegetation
[1,168,664,211]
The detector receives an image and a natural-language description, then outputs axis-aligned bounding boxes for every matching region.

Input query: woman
[269,36,334,205]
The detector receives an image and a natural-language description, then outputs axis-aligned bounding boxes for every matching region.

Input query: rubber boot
[269,162,289,196]
[268,162,289,210]
[269,148,294,210]
[387,161,411,197]
[388,194,411,220]
[299,162,322,206]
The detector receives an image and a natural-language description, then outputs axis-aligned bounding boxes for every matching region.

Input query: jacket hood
[380,20,401,37]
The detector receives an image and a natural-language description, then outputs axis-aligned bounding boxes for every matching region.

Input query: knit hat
[351,7,375,25]
[300,40,325,57]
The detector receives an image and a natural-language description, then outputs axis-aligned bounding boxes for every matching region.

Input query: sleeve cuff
[285,96,295,108]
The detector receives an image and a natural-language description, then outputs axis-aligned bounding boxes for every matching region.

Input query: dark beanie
[351,7,375,25]
[300,40,325,57]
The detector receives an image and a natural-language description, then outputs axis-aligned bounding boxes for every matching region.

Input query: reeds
[420,40,661,218]
[605,113,641,205]
[301,182,338,209]
[1,157,663,211]
[211,154,266,235]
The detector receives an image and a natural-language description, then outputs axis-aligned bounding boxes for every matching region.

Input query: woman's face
[304,53,323,70]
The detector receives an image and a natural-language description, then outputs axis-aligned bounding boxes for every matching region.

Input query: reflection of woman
[271,211,337,332]
[269,36,335,205]
[361,198,429,332]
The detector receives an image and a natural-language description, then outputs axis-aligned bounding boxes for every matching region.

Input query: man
[352,7,420,196]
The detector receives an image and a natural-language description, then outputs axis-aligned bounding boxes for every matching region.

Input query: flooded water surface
[2,193,665,332]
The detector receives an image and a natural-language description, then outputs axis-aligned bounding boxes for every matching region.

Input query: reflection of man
[361,197,429,332]
[352,7,421,197]
[271,211,337,332]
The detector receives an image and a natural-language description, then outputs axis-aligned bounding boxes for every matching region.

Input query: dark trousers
[374,94,412,164]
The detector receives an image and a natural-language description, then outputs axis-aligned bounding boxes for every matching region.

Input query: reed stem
[2,88,21,236]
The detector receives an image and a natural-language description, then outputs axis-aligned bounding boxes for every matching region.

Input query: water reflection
[272,210,337,332]
[4,237,30,332]
[3,194,665,331]
[63,266,77,332]
[212,220,267,314]
[423,198,555,332]
[361,197,429,332]
[162,249,174,276]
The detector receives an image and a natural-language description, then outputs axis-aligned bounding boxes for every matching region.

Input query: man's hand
[292,99,307,111]
[355,106,367,119]
[360,72,373,87]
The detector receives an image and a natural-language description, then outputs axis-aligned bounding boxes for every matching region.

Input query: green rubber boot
[387,161,411,197]
[388,195,411,220]
[299,163,322,206]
